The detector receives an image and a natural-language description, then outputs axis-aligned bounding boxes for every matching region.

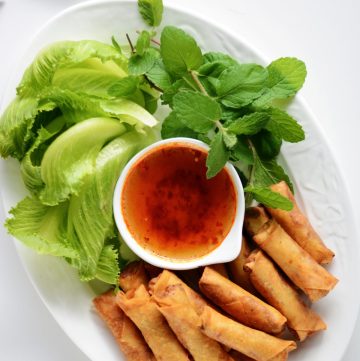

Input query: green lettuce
[39,117,127,206]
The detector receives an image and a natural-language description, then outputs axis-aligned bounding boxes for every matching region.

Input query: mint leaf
[203,52,238,65]
[160,26,203,77]
[216,64,268,108]
[161,79,194,106]
[138,0,163,27]
[143,92,158,114]
[136,31,151,56]
[266,107,305,143]
[206,132,229,178]
[146,59,172,90]
[228,112,269,135]
[230,136,253,164]
[261,159,293,192]
[251,129,282,159]
[161,111,197,139]
[108,76,140,97]
[173,91,221,133]
[244,185,293,210]
[128,49,157,75]
[255,57,306,105]
[222,129,237,148]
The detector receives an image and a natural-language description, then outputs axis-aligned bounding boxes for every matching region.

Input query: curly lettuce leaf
[5,197,77,259]
[17,40,127,97]
[39,117,127,205]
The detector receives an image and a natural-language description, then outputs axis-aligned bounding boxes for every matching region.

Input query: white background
[0,0,359,360]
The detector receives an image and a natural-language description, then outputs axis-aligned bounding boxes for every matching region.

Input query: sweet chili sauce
[121,143,237,260]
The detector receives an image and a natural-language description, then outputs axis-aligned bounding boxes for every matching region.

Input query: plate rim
[1,0,360,360]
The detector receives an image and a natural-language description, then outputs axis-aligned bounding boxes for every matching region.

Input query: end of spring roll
[253,220,338,302]
[119,261,148,292]
[245,250,327,341]
[200,306,296,361]
[93,290,155,361]
[199,267,287,334]
[268,181,334,264]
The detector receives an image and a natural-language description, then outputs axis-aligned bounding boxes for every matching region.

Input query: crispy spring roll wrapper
[268,181,334,264]
[244,207,270,236]
[245,250,327,341]
[201,306,296,361]
[149,270,208,315]
[228,236,257,293]
[116,285,190,361]
[154,283,233,361]
[119,261,148,292]
[93,290,155,361]
[199,267,286,334]
[209,264,229,278]
[253,220,338,302]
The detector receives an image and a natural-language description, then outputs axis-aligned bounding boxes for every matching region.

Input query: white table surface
[0,0,359,360]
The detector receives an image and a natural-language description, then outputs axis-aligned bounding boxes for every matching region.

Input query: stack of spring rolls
[93,181,338,361]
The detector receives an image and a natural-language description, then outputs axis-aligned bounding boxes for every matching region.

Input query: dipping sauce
[121,143,237,260]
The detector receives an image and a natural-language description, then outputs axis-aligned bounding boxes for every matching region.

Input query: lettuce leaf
[67,131,156,281]
[5,197,77,259]
[17,40,127,97]
[39,117,127,206]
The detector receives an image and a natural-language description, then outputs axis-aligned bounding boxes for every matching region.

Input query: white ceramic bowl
[113,138,245,270]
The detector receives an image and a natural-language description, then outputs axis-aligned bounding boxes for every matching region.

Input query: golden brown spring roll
[199,267,287,334]
[245,250,327,341]
[268,181,334,264]
[154,283,233,361]
[228,236,257,293]
[253,220,338,302]
[244,207,270,236]
[149,270,208,315]
[200,306,296,361]
[119,261,148,292]
[116,285,190,361]
[209,264,229,278]
[93,290,155,361]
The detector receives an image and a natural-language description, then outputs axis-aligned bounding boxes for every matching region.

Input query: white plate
[1,1,359,360]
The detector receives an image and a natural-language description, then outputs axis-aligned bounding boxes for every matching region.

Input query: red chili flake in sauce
[121,143,236,260]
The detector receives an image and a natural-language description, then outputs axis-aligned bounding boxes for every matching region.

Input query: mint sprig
[130,0,307,210]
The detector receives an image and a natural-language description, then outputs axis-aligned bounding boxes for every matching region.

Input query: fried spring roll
[228,236,257,293]
[268,181,334,264]
[119,261,148,292]
[93,290,155,361]
[199,267,287,334]
[209,264,229,278]
[149,270,208,315]
[244,207,270,236]
[229,350,255,361]
[116,285,190,361]
[154,283,233,361]
[253,220,338,302]
[200,306,296,361]
[245,250,327,341]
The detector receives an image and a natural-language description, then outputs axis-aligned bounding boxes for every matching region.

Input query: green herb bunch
[109,0,307,210]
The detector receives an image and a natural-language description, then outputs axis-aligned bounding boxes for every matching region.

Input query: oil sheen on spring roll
[244,207,270,236]
[253,220,338,302]
[149,270,208,315]
[93,290,155,361]
[154,283,233,361]
[245,250,327,341]
[200,306,296,361]
[199,267,286,334]
[228,236,258,293]
[268,181,334,264]
[116,285,190,361]
[119,261,148,292]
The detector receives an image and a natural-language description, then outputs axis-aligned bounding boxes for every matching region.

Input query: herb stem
[126,33,135,53]
[182,76,198,91]
[190,70,209,96]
